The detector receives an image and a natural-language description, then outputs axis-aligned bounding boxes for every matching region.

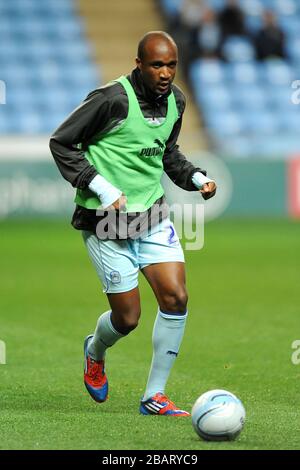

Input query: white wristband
[88,174,122,209]
[192,172,215,189]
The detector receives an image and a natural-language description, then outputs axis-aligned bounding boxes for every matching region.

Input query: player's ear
[136,57,141,70]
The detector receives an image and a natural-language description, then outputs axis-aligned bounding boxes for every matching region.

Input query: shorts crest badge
[110,270,121,284]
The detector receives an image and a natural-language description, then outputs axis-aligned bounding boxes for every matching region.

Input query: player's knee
[160,289,188,314]
[113,308,141,335]
[123,316,140,333]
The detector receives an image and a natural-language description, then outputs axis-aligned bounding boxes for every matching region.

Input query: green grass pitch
[0,218,299,450]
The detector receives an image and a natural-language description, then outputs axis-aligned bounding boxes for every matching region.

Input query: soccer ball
[191,389,246,441]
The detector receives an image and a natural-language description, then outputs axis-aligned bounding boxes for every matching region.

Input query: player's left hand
[200,181,217,200]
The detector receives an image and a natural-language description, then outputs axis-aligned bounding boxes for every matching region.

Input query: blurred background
[0,0,299,219]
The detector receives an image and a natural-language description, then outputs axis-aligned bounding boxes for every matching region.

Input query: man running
[50,31,216,416]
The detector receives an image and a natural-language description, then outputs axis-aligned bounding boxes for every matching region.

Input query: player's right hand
[109,193,127,211]
[200,182,217,200]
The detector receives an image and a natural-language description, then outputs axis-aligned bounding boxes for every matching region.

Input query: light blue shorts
[82,217,185,294]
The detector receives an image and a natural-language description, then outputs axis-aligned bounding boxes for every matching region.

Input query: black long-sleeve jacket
[49,68,205,235]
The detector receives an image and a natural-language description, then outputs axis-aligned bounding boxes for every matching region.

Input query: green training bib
[75,75,179,212]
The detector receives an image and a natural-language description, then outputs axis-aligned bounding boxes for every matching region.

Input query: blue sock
[143,309,188,401]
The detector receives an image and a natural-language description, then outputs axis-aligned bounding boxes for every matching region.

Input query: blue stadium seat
[1,0,75,16]
[0,0,100,133]
[258,134,300,156]
[260,60,293,86]
[273,0,299,16]
[13,110,44,134]
[194,84,232,111]
[206,0,227,11]
[225,62,260,84]
[36,87,73,111]
[60,64,99,87]
[205,111,244,137]
[242,110,279,134]
[215,135,254,158]
[280,17,300,37]
[241,0,264,16]
[222,36,256,62]
[0,109,11,133]
[231,84,267,110]
[0,19,14,36]
[286,38,300,62]
[55,41,93,63]
[184,0,300,156]
[190,59,226,85]
[12,18,83,41]
[277,109,300,132]
[0,41,21,60]
[160,0,182,17]
[6,88,37,112]
[245,15,263,33]
[0,63,35,84]
[268,86,295,110]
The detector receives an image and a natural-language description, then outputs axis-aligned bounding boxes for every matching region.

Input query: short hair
[137,31,177,61]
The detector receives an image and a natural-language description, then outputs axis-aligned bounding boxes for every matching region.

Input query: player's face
[136,39,178,95]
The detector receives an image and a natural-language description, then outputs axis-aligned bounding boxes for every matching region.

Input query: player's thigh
[138,217,187,311]
[138,217,185,268]
[82,231,139,294]
[142,262,188,312]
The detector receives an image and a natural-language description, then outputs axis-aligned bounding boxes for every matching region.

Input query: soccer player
[50,31,216,416]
